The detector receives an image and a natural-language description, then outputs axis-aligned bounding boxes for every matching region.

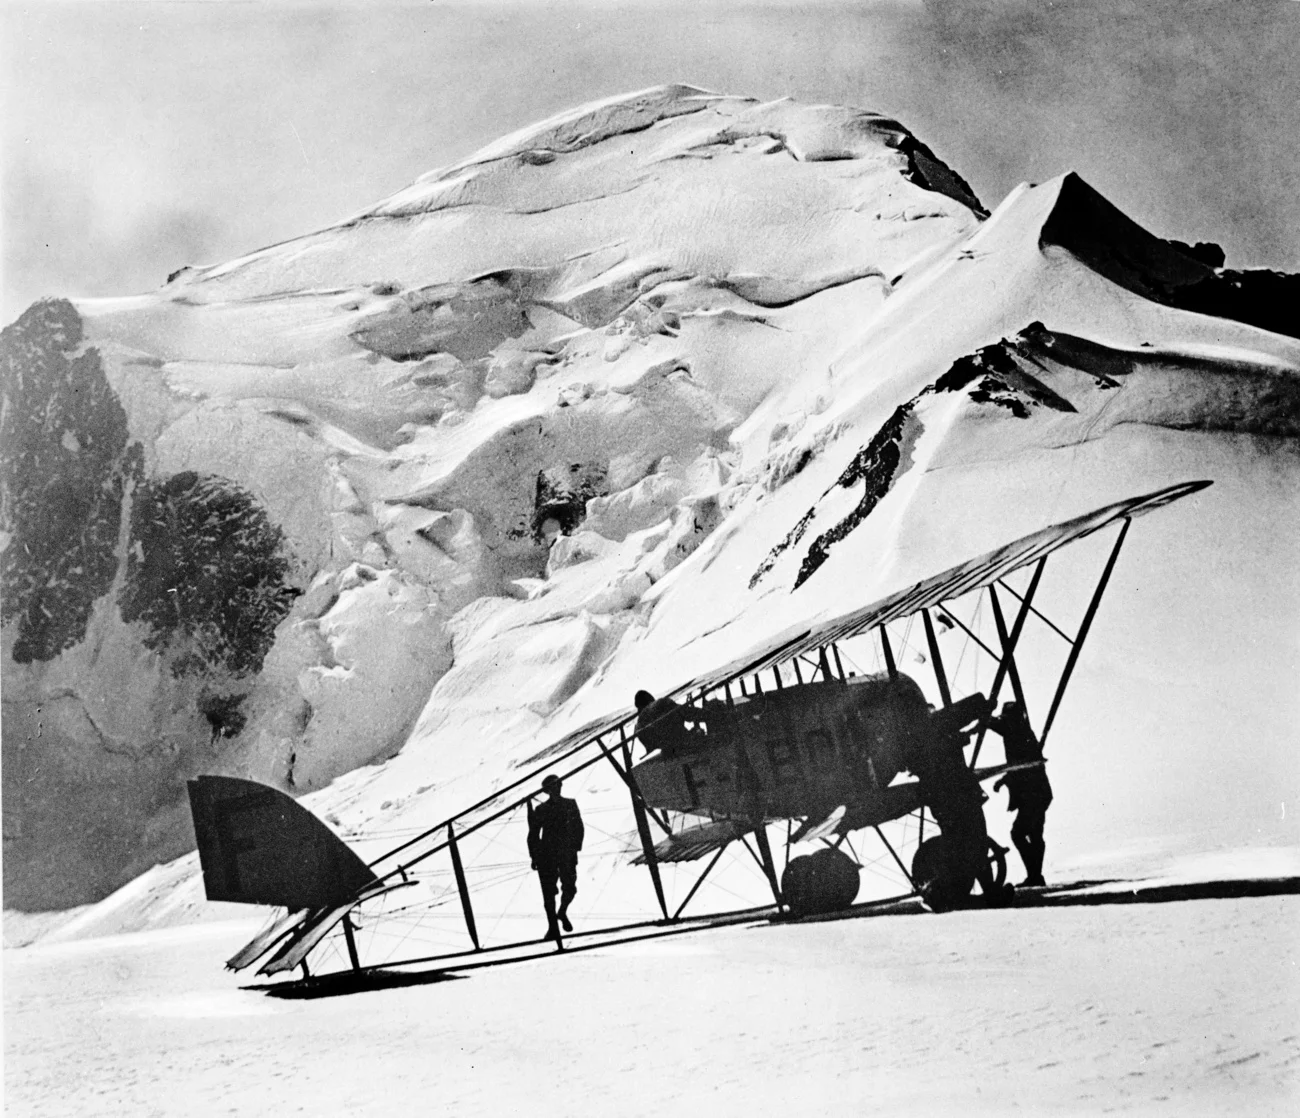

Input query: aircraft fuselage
[633,674,989,831]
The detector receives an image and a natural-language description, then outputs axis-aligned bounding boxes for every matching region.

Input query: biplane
[631,675,1016,914]
[189,478,1210,983]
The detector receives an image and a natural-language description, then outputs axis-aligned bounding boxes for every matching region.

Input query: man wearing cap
[528,774,585,939]
[991,700,1052,887]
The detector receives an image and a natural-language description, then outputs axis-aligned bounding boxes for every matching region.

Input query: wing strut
[873,825,917,891]
[672,843,730,920]
[755,828,783,910]
[988,585,1028,711]
[341,913,361,971]
[447,823,480,951]
[921,609,954,708]
[619,727,669,920]
[970,556,1046,767]
[879,626,899,680]
[1040,518,1131,746]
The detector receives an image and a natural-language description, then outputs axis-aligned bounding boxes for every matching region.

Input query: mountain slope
[2,86,1296,919]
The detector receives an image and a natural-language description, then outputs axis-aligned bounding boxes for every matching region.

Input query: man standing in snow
[991,701,1053,887]
[528,774,584,940]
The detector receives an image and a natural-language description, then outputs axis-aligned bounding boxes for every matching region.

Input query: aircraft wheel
[781,847,861,917]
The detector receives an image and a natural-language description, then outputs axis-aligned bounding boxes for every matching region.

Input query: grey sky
[3,0,1298,323]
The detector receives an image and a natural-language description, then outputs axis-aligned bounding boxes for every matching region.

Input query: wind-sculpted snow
[170,87,982,307]
[5,87,1299,921]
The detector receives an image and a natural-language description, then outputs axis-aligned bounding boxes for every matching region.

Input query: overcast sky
[3,0,1298,323]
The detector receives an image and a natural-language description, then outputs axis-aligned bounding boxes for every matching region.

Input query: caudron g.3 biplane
[189,480,1209,983]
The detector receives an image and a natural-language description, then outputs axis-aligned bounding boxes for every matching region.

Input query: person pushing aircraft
[990,700,1052,887]
[904,713,1015,907]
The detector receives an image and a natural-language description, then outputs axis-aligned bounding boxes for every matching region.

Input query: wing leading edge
[676,479,1212,702]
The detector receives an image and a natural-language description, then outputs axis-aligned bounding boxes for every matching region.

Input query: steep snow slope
[2,86,1296,919]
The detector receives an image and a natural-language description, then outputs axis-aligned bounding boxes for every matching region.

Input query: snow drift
[2,85,1297,922]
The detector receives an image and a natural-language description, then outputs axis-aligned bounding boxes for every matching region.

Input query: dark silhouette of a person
[907,725,1010,905]
[527,774,584,939]
[634,690,716,759]
[991,701,1053,887]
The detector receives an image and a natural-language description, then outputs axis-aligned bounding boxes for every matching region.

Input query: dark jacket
[991,710,1053,810]
[909,734,986,834]
[528,795,584,865]
[636,697,696,758]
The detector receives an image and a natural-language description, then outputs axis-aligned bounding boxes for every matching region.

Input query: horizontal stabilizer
[188,775,378,910]
[257,902,355,976]
[226,907,312,972]
[256,880,411,975]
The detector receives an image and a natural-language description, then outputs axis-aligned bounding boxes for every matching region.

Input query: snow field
[5,895,1297,1116]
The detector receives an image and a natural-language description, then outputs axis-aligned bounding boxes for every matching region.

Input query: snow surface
[5,896,1298,1116]
[3,84,1298,920]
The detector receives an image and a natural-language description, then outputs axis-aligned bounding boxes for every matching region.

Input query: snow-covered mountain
[3,85,1297,925]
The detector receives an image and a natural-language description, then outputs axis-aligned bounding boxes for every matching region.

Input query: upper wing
[518,479,1210,772]
[676,479,1211,702]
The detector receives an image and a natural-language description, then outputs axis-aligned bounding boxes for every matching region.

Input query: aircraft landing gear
[911,834,1008,913]
[781,846,861,917]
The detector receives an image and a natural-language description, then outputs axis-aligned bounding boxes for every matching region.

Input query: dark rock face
[0,299,142,663]
[751,326,1104,592]
[793,404,914,589]
[531,463,609,541]
[1175,268,1300,341]
[933,335,1078,417]
[119,471,300,678]
[897,132,989,219]
[1041,173,1300,341]
[1,300,305,911]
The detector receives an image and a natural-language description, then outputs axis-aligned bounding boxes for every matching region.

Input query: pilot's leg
[1027,806,1047,886]
[1010,811,1035,884]
[556,857,578,931]
[1013,806,1047,887]
[537,861,561,939]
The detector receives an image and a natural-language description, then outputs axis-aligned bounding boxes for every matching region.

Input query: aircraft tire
[781,847,861,917]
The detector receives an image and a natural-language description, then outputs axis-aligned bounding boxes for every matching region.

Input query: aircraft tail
[187,775,379,911]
